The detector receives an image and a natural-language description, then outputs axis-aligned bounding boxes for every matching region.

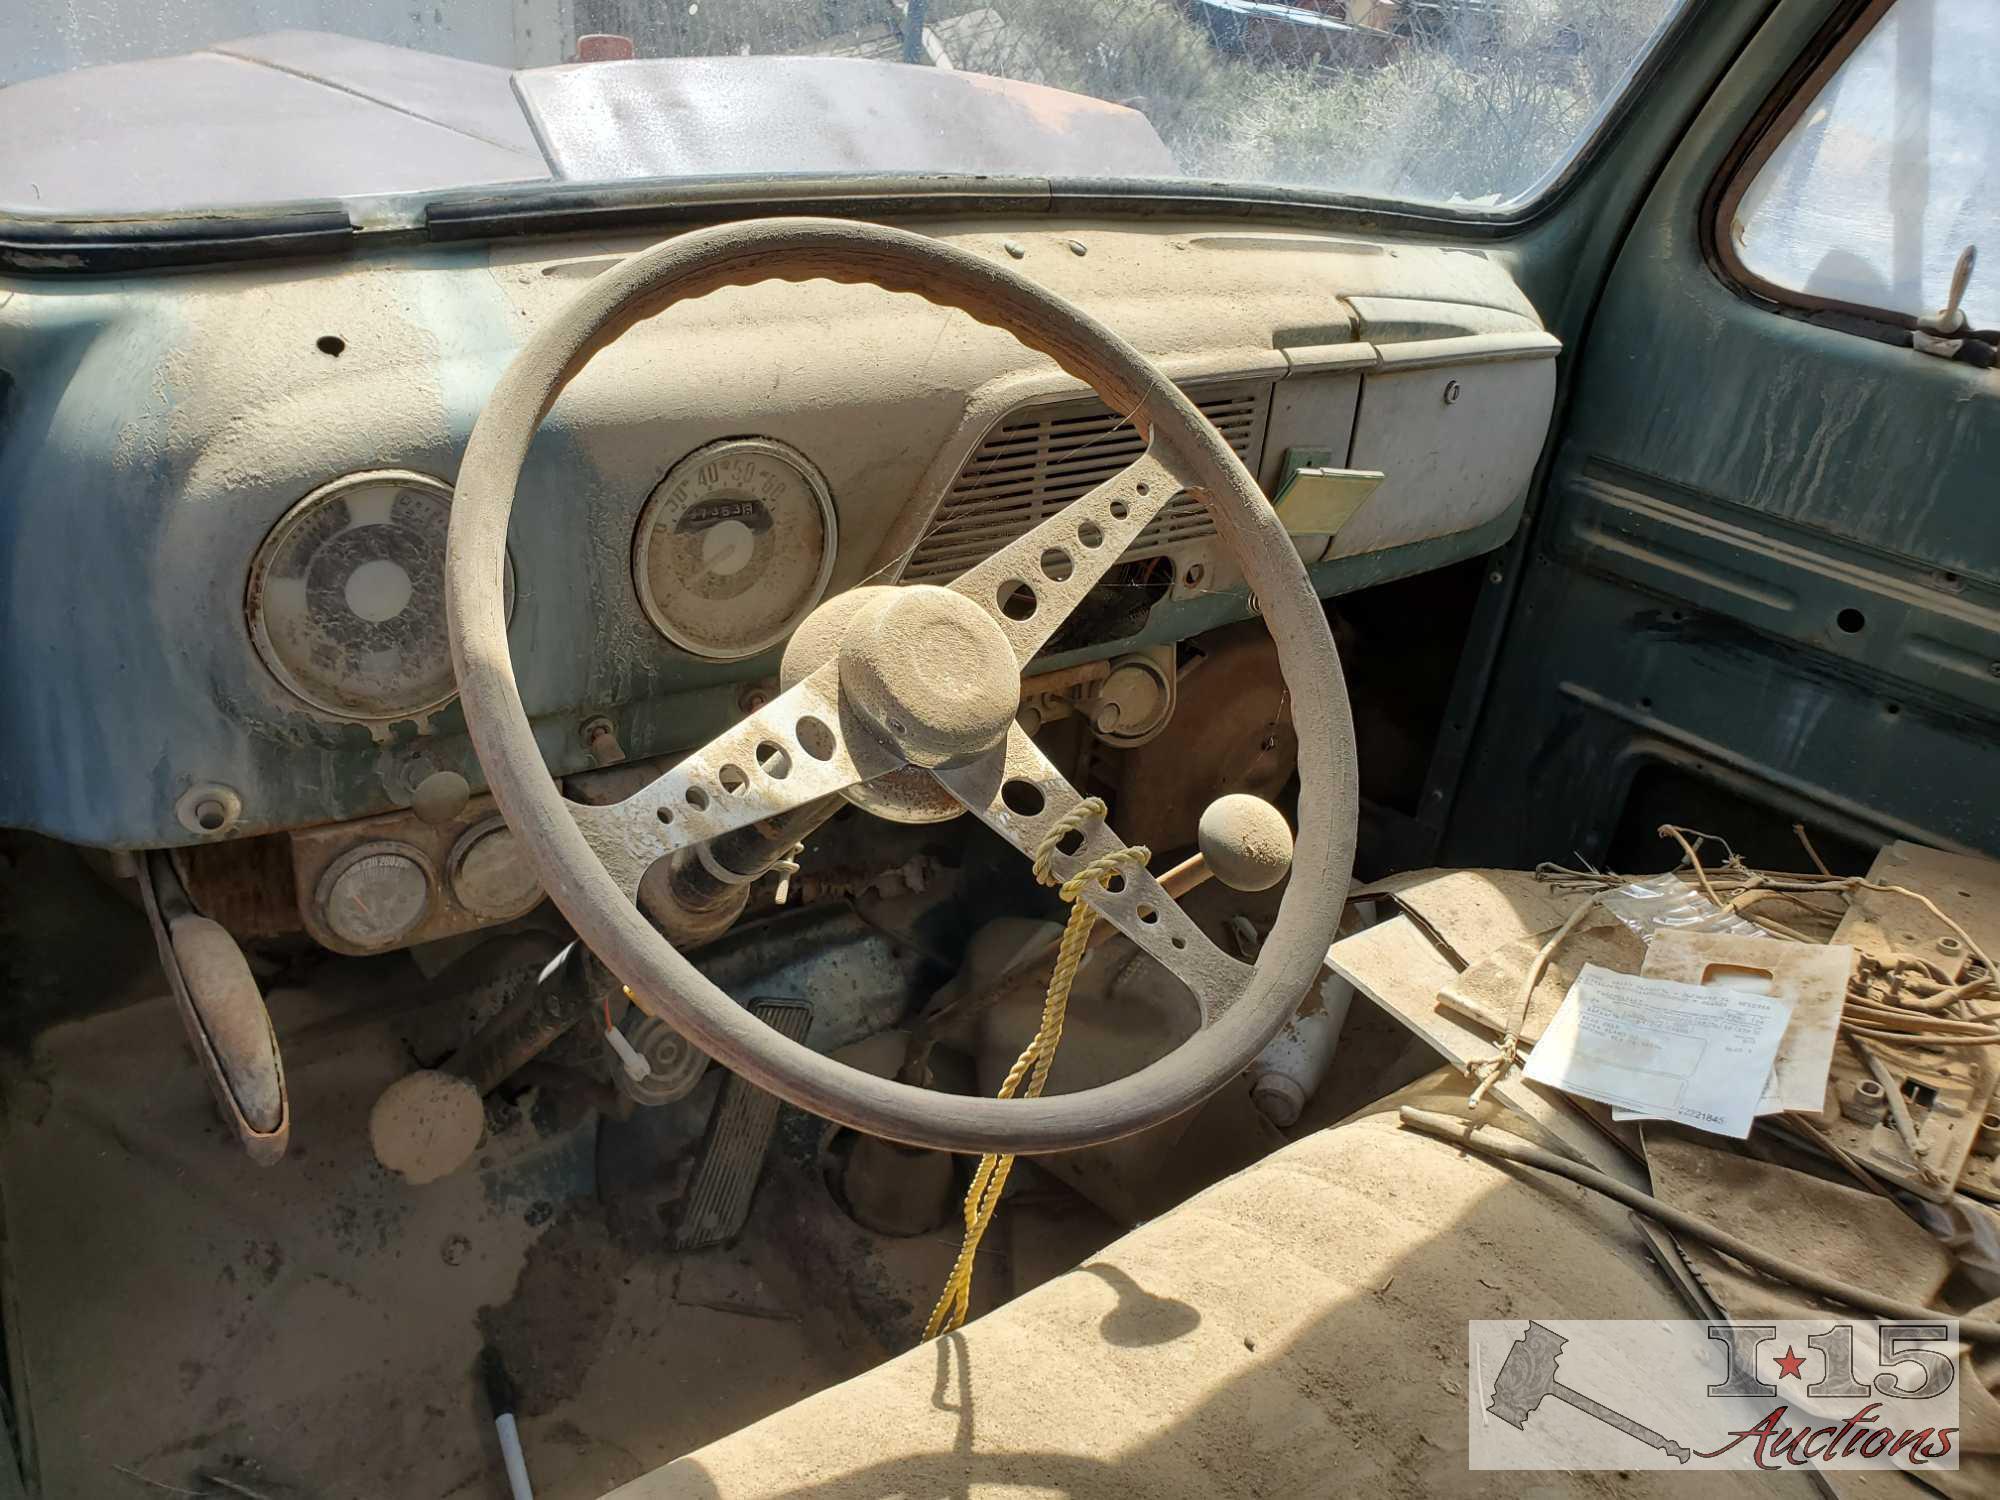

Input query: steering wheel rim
[447,217,1357,1154]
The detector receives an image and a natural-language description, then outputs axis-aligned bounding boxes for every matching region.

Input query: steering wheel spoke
[942,443,1194,666]
[932,724,1252,1027]
[568,664,901,899]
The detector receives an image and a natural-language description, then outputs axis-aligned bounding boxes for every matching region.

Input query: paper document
[1638,933,1851,1117]
[1522,964,1793,1138]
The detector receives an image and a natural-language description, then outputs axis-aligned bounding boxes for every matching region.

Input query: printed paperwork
[1522,964,1793,1138]
[1640,932,1851,1117]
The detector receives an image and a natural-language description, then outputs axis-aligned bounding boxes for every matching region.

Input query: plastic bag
[1596,875,1770,944]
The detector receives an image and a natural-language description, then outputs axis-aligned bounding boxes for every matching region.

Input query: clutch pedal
[673,997,813,1251]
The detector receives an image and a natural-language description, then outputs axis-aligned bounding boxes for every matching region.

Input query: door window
[1726,0,1996,328]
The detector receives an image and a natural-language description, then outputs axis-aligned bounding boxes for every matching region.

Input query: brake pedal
[673,998,812,1251]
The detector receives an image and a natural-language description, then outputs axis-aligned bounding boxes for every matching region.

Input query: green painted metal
[1448,0,2000,867]
[13,0,1966,866]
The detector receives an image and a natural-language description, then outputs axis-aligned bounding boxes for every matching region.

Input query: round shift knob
[370,1069,485,1184]
[1198,794,1295,892]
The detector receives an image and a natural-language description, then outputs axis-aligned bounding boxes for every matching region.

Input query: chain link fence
[572,0,1680,205]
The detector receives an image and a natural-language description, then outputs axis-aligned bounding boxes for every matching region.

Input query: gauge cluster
[293,797,543,954]
[254,438,845,948]
[631,437,838,660]
[245,438,837,735]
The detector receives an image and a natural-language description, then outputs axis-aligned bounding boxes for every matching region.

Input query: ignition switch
[1085,651,1175,747]
[1015,647,1177,747]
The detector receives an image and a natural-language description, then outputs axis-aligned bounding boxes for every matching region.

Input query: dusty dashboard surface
[0,219,1556,872]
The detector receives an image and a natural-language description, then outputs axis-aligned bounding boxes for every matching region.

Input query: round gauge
[316,842,435,952]
[632,437,838,659]
[247,470,511,722]
[448,817,543,922]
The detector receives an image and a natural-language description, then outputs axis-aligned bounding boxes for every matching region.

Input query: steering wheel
[447,218,1357,1154]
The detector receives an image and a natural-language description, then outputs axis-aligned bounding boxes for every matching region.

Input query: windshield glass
[3,0,1688,224]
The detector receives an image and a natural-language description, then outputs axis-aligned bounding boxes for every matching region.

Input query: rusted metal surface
[174,832,301,938]
[1113,619,1297,855]
[515,55,1177,183]
[290,791,544,955]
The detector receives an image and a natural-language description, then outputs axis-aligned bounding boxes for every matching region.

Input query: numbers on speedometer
[631,437,838,660]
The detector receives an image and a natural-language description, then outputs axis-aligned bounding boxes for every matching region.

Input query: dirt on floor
[0,838,1130,1499]
[0,951,880,1499]
[0,832,1414,1500]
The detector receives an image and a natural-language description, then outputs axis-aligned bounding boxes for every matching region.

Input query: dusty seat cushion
[605,1112,1814,1498]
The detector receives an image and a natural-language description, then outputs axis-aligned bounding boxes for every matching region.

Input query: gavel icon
[1488,1322,1692,1464]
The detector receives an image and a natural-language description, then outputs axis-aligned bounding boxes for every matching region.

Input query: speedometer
[632,437,838,660]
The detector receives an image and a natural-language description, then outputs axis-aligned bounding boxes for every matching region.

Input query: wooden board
[1435,919,1646,1041]
[1642,931,1852,1118]
[1325,916,1643,1187]
[1351,867,1571,969]
[1836,840,2000,973]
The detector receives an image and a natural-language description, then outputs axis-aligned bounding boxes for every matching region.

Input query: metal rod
[665,794,843,914]
[1396,1107,2000,1342]
[447,933,581,1094]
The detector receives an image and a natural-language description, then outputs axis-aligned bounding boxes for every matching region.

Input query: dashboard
[0,217,1557,878]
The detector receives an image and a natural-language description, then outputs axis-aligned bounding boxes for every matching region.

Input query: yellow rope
[922,797,1149,1340]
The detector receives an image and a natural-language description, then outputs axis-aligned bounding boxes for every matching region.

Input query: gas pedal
[673,998,813,1251]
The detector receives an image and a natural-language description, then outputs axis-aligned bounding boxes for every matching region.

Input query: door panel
[1450,0,1999,869]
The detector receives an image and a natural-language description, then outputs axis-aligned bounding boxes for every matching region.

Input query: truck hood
[0,31,1177,221]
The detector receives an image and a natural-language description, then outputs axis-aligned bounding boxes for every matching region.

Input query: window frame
[1707,0,1978,336]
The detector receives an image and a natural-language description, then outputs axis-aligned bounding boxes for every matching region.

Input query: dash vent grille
[901,381,1271,584]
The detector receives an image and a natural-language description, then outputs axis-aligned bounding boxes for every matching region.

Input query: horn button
[834,586,1019,768]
